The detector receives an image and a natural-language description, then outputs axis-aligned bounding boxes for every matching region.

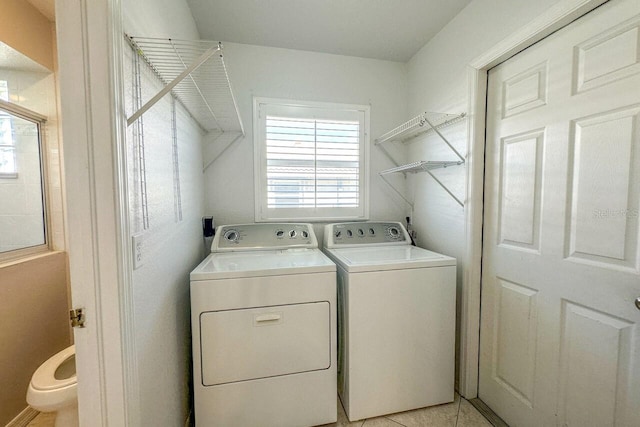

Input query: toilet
[27,345,78,427]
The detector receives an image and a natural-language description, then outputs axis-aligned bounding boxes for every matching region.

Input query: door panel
[572,16,640,94]
[558,302,635,426]
[566,106,640,271]
[493,279,538,407]
[498,129,544,251]
[502,62,548,118]
[481,1,640,426]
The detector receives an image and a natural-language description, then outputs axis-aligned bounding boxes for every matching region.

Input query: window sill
[0,245,55,268]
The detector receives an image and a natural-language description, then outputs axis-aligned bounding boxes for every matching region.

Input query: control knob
[223,229,239,242]
[387,226,400,239]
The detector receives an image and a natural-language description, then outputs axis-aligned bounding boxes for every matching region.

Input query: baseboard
[5,407,39,427]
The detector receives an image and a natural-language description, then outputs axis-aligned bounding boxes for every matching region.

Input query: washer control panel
[324,222,410,248]
[212,223,317,252]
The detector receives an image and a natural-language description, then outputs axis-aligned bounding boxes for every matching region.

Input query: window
[0,113,17,177]
[254,98,369,221]
[0,80,7,101]
[0,81,17,178]
[0,101,47,256]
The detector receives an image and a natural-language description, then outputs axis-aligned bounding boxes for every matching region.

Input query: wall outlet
[132,233,144,269]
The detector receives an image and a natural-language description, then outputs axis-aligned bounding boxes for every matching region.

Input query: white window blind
[266,116,360,208]
[255,98,369,221]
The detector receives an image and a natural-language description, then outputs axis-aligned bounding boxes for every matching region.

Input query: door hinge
[69,308,86,328]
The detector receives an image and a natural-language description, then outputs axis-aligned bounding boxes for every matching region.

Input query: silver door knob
[636,297,640,310]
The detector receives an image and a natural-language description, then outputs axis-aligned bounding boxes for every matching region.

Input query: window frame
[253,97,370,222]
[0,99,49,263]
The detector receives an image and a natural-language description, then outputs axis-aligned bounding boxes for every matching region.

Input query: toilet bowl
[27,345,78,427]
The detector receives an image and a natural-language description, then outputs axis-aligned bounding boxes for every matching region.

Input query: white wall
[122,1,203,425]
[123,0,198,39]
[204,42,409,241]
[405,0,562,386]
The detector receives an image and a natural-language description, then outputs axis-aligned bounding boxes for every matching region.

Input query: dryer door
[200,301,331,385]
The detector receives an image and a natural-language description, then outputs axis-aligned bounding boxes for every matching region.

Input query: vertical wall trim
[460,65,487,399]
[109,0,141,425]
[460,0,608,399]
[56,0,130,424]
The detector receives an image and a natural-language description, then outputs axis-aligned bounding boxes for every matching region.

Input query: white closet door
[480,0,640,425]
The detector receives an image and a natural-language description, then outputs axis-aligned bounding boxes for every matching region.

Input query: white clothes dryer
[190,223,337,427]
[323,221,456,421]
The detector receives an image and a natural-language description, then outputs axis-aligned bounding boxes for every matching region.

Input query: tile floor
[322,394,492,427]
[27,393,493,427]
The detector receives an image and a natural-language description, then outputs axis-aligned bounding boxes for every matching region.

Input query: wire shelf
[375,110,466,207]
[380,160,464,175]
[126,36,245,137]
[375,112,466,145]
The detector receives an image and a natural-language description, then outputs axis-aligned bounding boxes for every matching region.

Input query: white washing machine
[323,221,456,421]
[190,223,337,427]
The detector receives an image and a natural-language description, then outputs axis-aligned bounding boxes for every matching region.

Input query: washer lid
[190,248,336,280]
[324,245,456,272]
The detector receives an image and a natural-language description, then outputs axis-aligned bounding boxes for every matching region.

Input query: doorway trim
[459,0,609,399]
[56,0,135,425]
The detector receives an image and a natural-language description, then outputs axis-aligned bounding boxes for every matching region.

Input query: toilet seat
[27,344,79,422]
[30,345,77,391]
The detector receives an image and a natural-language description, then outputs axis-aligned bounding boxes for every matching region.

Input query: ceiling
[0,42,50,73]
[27,0,55,22]
[185,0,472,62]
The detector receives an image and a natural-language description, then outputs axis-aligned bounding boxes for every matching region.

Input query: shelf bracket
[377,143,401,168]
[380,174,414,209]
[425,170,464,207]
[126,43,221,127]
[202,132,244,172]
[421,115,465,162]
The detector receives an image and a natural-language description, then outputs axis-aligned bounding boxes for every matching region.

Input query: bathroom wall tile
[0,184,25,215]
[24,184,44,213]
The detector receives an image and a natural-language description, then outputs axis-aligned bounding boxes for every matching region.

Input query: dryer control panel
[212,223,318,252]
[324,222,410,248]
